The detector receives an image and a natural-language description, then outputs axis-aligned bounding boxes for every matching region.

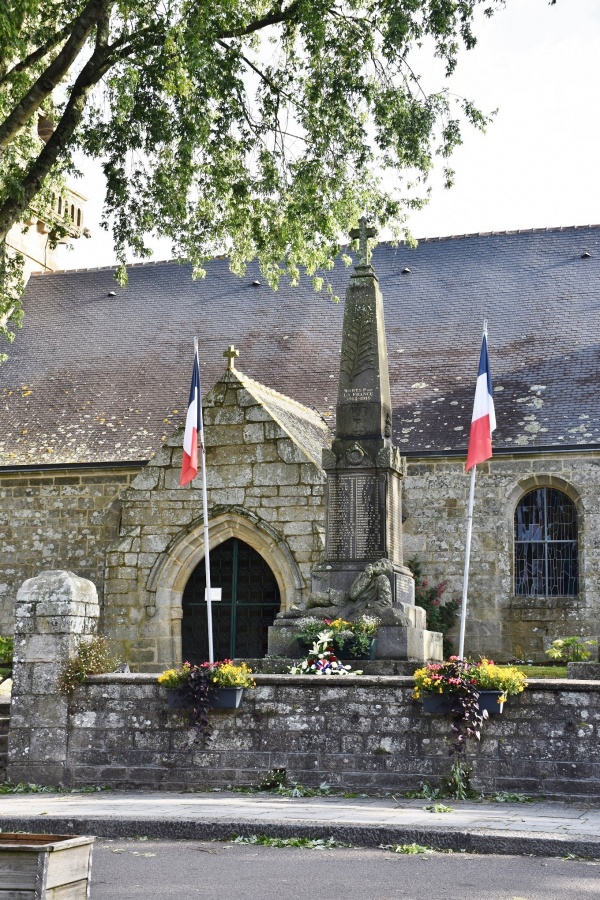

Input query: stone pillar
[7,570,99,787]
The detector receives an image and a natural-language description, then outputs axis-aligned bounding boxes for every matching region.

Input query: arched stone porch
[147,509,304,666]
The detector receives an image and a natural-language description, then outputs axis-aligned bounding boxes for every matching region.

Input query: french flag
[466,332,496,471]
[180,346,203,486]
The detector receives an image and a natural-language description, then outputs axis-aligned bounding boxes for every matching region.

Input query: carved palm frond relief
[341,315,376,381]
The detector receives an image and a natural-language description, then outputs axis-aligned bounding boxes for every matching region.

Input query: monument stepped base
[267,619,443,662]
[237,658,422,676]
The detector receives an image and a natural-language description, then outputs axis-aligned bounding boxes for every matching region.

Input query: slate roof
[2,225,600,466]
[220,369,331,468]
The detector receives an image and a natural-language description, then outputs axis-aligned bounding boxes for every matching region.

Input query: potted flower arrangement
[296,616,379,659]
[471,658,527,714]
[413,657,526,716]
[159,660,256,736]
[289,631,363,675]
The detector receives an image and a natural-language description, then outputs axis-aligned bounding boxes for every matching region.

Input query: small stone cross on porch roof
[223,344,240,370]
[349,216,377,267]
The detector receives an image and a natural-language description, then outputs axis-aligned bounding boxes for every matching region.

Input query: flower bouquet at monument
[296,615,380,659]
[289,631,363,676]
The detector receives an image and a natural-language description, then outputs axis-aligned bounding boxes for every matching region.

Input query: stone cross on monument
[349,216,377,267]
[223,344,239,370]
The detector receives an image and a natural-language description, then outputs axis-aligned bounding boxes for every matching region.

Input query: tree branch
[0,20,75,86]
[0,46,112,240]
[0,0,111,151]
[217,0,305,38]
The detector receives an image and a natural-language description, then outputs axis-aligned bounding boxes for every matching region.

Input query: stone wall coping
[84,673,600,691]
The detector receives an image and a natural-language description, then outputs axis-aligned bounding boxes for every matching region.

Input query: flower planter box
[208,686,244,709]
[0,833,94,899]
[166,688,189,709]
[166,686,244,710]
[476,690,504,715]
[422,690,504,715]
[421,694,454,714]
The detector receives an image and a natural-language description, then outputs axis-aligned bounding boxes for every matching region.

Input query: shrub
[545,637,597,663]
[0,636,13,666]
[408,558,458,657]
[59,636,118,695]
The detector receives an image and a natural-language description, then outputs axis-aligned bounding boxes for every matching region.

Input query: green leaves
[1,0,506,355]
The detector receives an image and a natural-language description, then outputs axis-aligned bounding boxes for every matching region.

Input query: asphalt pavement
[89,838,600,900]
[1,790,600,859]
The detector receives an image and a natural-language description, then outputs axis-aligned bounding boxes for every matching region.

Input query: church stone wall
[0,466,140,634]
[103,375,327,668]
[402,451,600,662]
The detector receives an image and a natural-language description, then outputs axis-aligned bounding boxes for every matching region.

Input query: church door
[181,538,281,663]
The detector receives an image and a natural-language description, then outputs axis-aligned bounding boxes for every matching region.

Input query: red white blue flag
[466,332,496,471]
[180,346,202,486]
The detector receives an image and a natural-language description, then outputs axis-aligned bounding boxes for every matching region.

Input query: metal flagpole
[458,320,488,660]
[458,465,476,659]
[195,337,214,664]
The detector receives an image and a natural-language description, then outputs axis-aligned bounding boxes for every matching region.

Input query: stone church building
[1,225,599,665]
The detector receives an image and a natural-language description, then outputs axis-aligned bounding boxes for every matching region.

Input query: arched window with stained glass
[514,487,578,597]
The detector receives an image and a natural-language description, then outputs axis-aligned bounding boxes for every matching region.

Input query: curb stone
[2,817,600,859]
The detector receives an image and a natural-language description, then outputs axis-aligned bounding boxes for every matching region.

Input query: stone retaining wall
[29,673,599,800]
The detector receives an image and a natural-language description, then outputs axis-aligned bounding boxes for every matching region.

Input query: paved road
[90,838,600,900]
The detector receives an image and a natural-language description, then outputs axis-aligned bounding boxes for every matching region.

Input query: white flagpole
[458,320,488,660]
[195,337,214,664]
[458,465,476,659]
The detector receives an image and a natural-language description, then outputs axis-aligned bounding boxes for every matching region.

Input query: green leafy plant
[403,782,443,801]
[444,761,474,801]
[424,803,454,813]
[257,768,288,792]
[489,792,535,803]
[231,835,348,849]
[58,636,118,695]
[0,0,505,358]
[0,636,13,666]
[545,637,597,663]
[389,843,431,854]
[408,558,459,657]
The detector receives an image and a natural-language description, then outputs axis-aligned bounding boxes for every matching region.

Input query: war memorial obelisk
[311,219,413,605]
[271,219,442,662]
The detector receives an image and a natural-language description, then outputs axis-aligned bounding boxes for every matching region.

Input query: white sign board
[205,588,222,602]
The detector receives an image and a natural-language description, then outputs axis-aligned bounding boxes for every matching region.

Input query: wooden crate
[0,833,94,899]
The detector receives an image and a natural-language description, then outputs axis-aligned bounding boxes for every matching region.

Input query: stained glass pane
[547,541,578,597]
[515,542,546,596]
[515,489,544,541]
[545,489,578,541]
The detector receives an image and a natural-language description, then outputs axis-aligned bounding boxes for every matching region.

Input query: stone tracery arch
[147,509,303,666]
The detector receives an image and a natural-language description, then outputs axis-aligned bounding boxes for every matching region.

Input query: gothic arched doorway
[181,537,281,662]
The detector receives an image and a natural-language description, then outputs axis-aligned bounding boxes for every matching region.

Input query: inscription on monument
[388,474,402,564]
[342,387,375,402]
[327,473,383,560]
